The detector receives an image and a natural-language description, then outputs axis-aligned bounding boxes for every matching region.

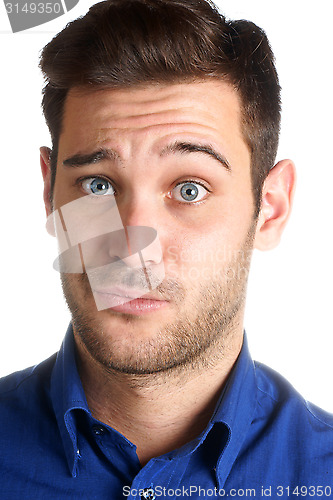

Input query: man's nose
[108,196,164,268]
[118,191,157,228]
[105,226,161,270]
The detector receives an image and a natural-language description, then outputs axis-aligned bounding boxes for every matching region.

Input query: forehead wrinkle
[96,124,225,164]
[65,82,241,135]
[61,82,248,171]
[96,122,234,165]
[91,96,226,129]
[101,108,220,127]
[97,122,221,135]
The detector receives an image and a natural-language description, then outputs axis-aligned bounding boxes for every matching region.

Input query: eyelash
[171,179,211,204]
[76,175,116,194]
[76,176,212,204]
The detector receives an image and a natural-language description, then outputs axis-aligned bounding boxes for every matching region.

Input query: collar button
[92,425,105,436]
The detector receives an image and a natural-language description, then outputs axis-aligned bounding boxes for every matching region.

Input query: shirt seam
[255,367,333,430]
[0,369,41,397]
[302,401,333,429]
[256,384,280,404]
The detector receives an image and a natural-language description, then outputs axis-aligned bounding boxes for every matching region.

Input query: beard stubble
[61,221,256,376]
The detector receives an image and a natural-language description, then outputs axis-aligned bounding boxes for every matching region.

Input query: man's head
[40,0,281,215]
[39,0,295,376]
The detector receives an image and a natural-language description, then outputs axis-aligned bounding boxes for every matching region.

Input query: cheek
[164,230,228,283]
[163,207,254,283]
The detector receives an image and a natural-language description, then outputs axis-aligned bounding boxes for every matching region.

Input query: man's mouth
[91,286,170,314]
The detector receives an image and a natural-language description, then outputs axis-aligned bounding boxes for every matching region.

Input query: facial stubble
[61,222,256,376]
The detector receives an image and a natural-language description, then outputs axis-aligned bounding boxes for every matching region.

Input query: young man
[1,0,332,498]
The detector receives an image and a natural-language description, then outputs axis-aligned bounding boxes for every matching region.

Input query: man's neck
[75,328,243,465]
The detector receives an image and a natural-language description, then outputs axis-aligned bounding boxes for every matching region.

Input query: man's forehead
[64,80,241,118]
[59,79,249,171]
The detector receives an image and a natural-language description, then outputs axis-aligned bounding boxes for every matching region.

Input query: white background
[0,1,332,411]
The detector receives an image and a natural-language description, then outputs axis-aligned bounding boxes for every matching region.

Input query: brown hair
[40,0,281,214]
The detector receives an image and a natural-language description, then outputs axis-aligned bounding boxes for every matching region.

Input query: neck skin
[74,316,244,466]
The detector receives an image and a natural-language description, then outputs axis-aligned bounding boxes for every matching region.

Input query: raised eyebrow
[62,148,120,167]
[160,141,231,172]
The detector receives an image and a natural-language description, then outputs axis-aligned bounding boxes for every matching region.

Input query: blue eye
[172,182,208,203]
[81,177,115,196]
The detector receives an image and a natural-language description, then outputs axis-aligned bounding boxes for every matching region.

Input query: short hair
[40,0,281,214]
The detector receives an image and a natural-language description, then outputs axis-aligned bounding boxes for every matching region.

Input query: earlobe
[254,159,296,251]
[40,146,53,217]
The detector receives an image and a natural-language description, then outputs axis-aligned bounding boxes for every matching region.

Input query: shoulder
[254,360,333,427]
[252,361,333,475]
[0,354,57,411]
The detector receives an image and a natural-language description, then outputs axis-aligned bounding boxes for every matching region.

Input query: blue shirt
[1,325,333,499]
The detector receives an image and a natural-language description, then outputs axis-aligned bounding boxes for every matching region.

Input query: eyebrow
[62,142,231,171]
[62,148,120,168]
[161,141,231,172]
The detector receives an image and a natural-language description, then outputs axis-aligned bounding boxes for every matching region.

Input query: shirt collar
[51,323,90,477]
[163,334,258,484]
[51,325,257,481]
[212,334,258,487]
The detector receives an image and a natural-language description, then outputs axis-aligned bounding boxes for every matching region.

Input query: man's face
[51,80,256,374]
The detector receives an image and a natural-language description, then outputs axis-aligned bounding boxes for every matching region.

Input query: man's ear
[254,159,296,251]
[40,146,53,217]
